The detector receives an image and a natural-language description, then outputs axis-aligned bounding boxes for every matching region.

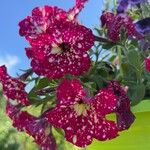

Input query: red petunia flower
[19,0,88,39]
[19,2,94,79]
[19,6,67,38]
[100,12,143,42]
[100,11,114,28]
[44,79,118,147]
[0,65,30,106]
[25,21,94,79]
[145,57,150,72]
[6,102,57,150]
[107,81,135,131]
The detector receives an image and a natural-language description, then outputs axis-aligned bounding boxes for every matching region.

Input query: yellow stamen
[73,103,90,116]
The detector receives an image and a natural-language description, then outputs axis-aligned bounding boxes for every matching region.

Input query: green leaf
[35,77,51,89]
[128,83,145,106]
[87,111,150,150]
[132,100,150,113]
[102,42,115,50]
[127,50,144,78]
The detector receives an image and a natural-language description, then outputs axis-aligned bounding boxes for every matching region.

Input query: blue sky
[0,0,103,76]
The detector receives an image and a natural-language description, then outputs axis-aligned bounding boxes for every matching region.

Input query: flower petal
[57,79,87,105]
[45,105,76,128]
[117,0,148,13]
[93,118,118,141]
[6,102,57,150]
[0,66,30,106]
[107,81,135,131]
[19,6,67,37]
[135,17,150,35]
[68,0,88,20]
[117,0,129,13]
[64,115,93,147]
[92,88,117,116]
[45,104,93,147]
[145,57,150,72]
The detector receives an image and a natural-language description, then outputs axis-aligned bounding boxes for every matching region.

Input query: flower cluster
[100,11,143,42]
[1,0,148,149]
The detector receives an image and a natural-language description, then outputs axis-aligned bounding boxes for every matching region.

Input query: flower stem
[94,35,112,43]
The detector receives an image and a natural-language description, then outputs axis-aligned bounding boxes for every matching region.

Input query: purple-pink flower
[135,17,150,35]
[107,81,135,131]
[19,6,67,38]
[44,79,118,147]
[25,20,94,79]
[101,12,143,42]
[0,65,30,106]
[19,3,94,79]
[19,1,88,39]
[6,102,57,150]
[117,0,148,13]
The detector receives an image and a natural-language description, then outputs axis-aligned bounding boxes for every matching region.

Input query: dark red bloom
[0,65,30,106]
[100,12,143,42]
[6,102,57,150]
[25,21,94,79]
[145,57,150,72]
[100,11,114,27]
[45,79,118,147]
[19,2,94,79]
[19,1,88,39]
[19,6,68,38]
[107,81,135,131]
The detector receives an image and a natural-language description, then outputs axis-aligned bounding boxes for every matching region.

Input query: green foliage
[128,83,145,106]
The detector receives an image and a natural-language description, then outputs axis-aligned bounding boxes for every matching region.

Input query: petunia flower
[100,12,143,42]
[100,11,115,27]
[19,1,94,79]
[19,6,68,38]
[0,65,30,106]
[117,0,148,13]
[6,102,57,150]
[44,79,118,147]
[135,17,150,35]
[25,21,94,79]
[134,17,150,51]
[145,57,150,72]
[107,81,135,131]
[19,1,88,39]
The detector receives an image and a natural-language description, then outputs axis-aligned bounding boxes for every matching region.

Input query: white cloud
[0,55,19,70]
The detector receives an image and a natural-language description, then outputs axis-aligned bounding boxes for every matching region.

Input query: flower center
[59,42,71,52]
[73,102,90,116]
[51,42,71,54]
